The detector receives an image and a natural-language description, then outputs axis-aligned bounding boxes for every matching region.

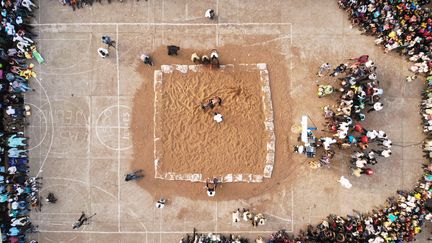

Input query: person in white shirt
[352,151,364,159]
[232,209,241,223]
[11,201,18,210]
[372,88,383,96]
[365,60,375,68]
[367,102,383,113]
[207,187,216,197]
[213,112,223,123]
[380,139,392,148]
[205,9,215,19]
[373,149,391,158]
[191,52,200,63]
[367,151,376,159]
[210,49,220,67]
[377,130,387,139]
[11,217,28,226]
[366,130,378,140]
[97,48,109,58]
[7,166,17,174]
[337,130,347,139]
[6,106,15,115]
[406,75,417,82]
[294,145,304,154]
[155,198,166,208]
[355,159,367,168]
[381,149,391,157]
[317,63,331,77]
[210,49,219,61]
[320,137,336,150]
[140,54,153,66]
[205,178,219,197]
[338,176,352,189]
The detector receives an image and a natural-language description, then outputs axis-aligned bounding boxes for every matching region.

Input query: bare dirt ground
[26,0,432,242]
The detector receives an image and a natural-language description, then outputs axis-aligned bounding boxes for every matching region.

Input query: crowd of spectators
[294,55,391,178]
[0,0,40,242]
[320,56,391,177]
[339,0,432,75]
[58,0,139,11]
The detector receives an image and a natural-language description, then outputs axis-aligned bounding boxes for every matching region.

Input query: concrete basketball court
[26,0,432,242]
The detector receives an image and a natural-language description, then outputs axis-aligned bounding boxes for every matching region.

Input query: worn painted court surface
[27,0,432,242]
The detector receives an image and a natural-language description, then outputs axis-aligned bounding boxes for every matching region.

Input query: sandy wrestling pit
[153,64,275,182]
[130,44,292,200]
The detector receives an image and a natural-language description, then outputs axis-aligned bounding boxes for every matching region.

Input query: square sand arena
[153,64,275,182]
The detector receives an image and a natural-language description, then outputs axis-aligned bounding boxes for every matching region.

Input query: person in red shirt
[350,54,369,64]
[363,168,374,175]
[360,135,368,144]
[354,124,364,133]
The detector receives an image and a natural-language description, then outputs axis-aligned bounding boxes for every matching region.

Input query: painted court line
[216,0,220,46]
[37,38,89,41]
[42,177,117,200]
[38,230,288,234]
[116,23,121,233]
[36,212,88,215]
[246,36,290,47]
[32,22,292,27]
[28,125,130,129]
[36,8,42,242]
[33,76,54,178]
[159,209,163,243]
[87,31,93,228]
[290,22,293,67]
[291,188,294,232]
[215,201,219,232]
[240,200,292,223]
[128,209,149,243]
[26,103,48,151]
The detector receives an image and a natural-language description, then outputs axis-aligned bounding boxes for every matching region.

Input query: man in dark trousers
[167,45,180,56]
[73,212,96,229]
[101,35,116,49]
